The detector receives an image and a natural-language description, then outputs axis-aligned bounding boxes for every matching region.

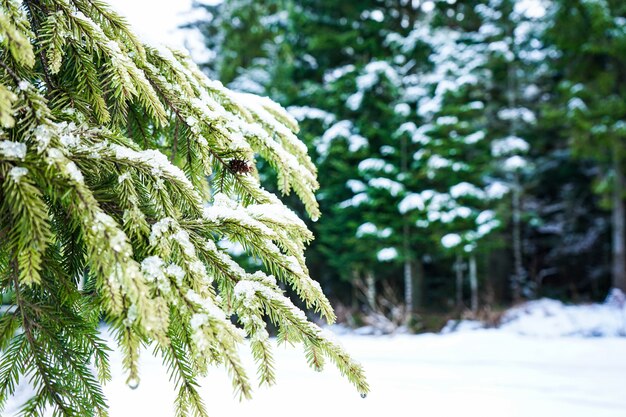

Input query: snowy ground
[444,291,626,338]
[5,298,626,417]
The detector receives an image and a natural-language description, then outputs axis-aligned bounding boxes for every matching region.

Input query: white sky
[105,0,218,54]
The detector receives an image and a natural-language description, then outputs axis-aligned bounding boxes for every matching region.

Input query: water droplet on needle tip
[127,377,140,390]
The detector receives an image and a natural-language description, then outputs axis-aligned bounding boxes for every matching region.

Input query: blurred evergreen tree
[189,0,623,322]
[191,0,426,320]
[545,0,626,293]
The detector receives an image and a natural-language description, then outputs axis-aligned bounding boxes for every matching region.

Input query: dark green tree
[546,0,626,293]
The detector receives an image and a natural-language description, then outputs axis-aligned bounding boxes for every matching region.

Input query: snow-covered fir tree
[0,1,368,415]
[294,0,425,320]
[388,0,560,307]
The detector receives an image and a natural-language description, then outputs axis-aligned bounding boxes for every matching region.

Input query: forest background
[161,0,626,331]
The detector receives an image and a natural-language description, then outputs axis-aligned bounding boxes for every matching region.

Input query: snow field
[5,295,626,417]
[102,332,626,417]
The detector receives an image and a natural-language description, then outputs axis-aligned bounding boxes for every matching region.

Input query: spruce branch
[12,264,74,416]
[0,60,20,84]
[22,0,56,91]
[0,1,369,415]
[144,74,257,183]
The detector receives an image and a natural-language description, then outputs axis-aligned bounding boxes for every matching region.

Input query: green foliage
[0,1,368,415]
[546,0,626,161]
[194,0,623,311]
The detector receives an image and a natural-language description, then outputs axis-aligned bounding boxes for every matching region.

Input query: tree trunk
[403,223,414,319]
[403,259,413,313]
[469,254,478,313]
[365,271,376,312]
[415,257,424,310]
[400,131,418,320]
[511,173,525,301]
[455,254,465,309]
[351,270,360,311]
[506,27,526,301]
[612,150,626,292]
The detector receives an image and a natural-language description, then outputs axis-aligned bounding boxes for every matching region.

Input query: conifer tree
[193,0,414,314]
[0,1,368,416]
[545,0,626,293]
[391,13,501,312]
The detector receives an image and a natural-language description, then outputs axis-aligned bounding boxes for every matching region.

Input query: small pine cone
[228,158,252,174]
